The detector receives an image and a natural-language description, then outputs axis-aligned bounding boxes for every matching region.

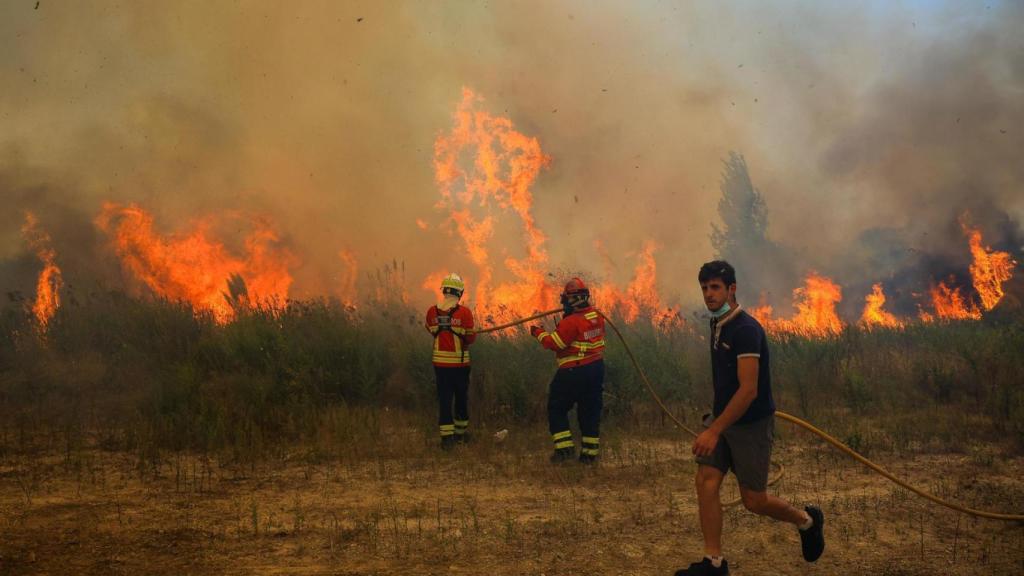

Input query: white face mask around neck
[709,301,732,318]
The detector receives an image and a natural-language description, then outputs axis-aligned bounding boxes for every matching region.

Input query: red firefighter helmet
[563,277,588,294]
[561,277,591,310]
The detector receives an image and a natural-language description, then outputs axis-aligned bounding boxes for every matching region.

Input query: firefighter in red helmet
[425,273,476,449]
[530,278,606,463]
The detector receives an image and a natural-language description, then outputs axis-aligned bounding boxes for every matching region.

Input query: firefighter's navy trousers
[435,366,470,438]
[547,359,604,456]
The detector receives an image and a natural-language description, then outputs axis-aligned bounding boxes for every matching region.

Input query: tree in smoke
[710,152,794,304]
[711,153,769,258]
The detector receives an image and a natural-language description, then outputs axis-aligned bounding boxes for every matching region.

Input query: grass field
[1,292,1023,574]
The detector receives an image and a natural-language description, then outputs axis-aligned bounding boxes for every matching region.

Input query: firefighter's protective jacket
[425,304,476,367]
[534,307,606,369]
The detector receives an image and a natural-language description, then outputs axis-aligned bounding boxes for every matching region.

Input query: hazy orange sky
[2,1,1021,310]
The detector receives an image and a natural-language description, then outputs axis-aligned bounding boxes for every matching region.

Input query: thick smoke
[815,3,1024,316]
[1,1,1020,315]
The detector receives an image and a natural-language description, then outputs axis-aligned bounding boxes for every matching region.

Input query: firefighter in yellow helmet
[424,273,476,449]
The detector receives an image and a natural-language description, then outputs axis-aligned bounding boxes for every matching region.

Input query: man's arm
[693,358,758,456]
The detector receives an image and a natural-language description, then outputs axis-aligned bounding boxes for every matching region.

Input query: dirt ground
[1,424,1022,576]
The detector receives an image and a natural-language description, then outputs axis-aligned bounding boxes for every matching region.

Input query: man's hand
[529,325,544,338]
[692,428,721,457]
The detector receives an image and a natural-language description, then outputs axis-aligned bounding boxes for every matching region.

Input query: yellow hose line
[772,411,1024,522]
[477,306,1024,522]
[472,308,563,334]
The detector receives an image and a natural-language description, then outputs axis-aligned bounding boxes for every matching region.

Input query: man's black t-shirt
[710,308,775,424]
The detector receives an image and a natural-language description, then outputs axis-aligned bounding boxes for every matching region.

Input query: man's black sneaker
[674,558,729,576]
[549,447,575,463]
[578,453,598,464]
[800,505,825,562]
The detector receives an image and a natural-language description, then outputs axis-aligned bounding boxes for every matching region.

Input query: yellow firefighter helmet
[440,273,465,297]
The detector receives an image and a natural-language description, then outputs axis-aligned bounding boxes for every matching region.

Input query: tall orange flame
[924,278,981,321]
[749,273,845,336]
[962,223,1015,311]
[859,283,904,329]
[429,88,555,321]
[95,202,295,323]
[21,212,63,327]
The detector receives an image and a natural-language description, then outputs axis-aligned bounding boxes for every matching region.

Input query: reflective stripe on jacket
[535,307,605,369]
[425,304,476,367]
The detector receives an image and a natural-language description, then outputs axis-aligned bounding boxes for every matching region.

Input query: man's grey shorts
[694,412,774,491]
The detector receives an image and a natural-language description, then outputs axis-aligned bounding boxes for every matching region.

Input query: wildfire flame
[923,278,981,321]
[962,222,1016,311]
[95,202,295,323]
[859,283,904,329]
[591,240,683,329]
[429,87,555,321]
[427,89,680,329]
[749,273,845,336]
[21,212,63,327]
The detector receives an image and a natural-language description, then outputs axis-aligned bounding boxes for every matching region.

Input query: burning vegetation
[859,283,904,330]
[747,273,845,337]
[746,220,1015,336]
[424,88,682,329]
[20,212,63,329]
[7,92,1019,338]
[94,202,295,323]
[428,87,555,323]
[964,221,1017,311]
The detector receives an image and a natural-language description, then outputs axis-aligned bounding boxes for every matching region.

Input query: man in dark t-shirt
[709,308,775,425]
[674,261,825,576]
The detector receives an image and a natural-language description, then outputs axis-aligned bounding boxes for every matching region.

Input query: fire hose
[473,307,1024,522]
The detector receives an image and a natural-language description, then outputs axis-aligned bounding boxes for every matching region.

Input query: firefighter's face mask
[439,294,460,311]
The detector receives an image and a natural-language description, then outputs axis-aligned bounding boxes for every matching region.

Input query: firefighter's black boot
[440,435,457,450]
[578,453,598,464]
[550,447,575,463]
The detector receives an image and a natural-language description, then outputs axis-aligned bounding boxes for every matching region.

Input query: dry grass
[1,409,1022,576]
[2,295,1024,573]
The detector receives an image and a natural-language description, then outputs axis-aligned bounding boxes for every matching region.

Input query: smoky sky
[1,1,1021,313]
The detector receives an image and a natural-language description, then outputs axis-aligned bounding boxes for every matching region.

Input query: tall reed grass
[2,287,1021,460]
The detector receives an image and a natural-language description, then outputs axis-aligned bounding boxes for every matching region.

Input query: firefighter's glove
[529,325,544,338]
